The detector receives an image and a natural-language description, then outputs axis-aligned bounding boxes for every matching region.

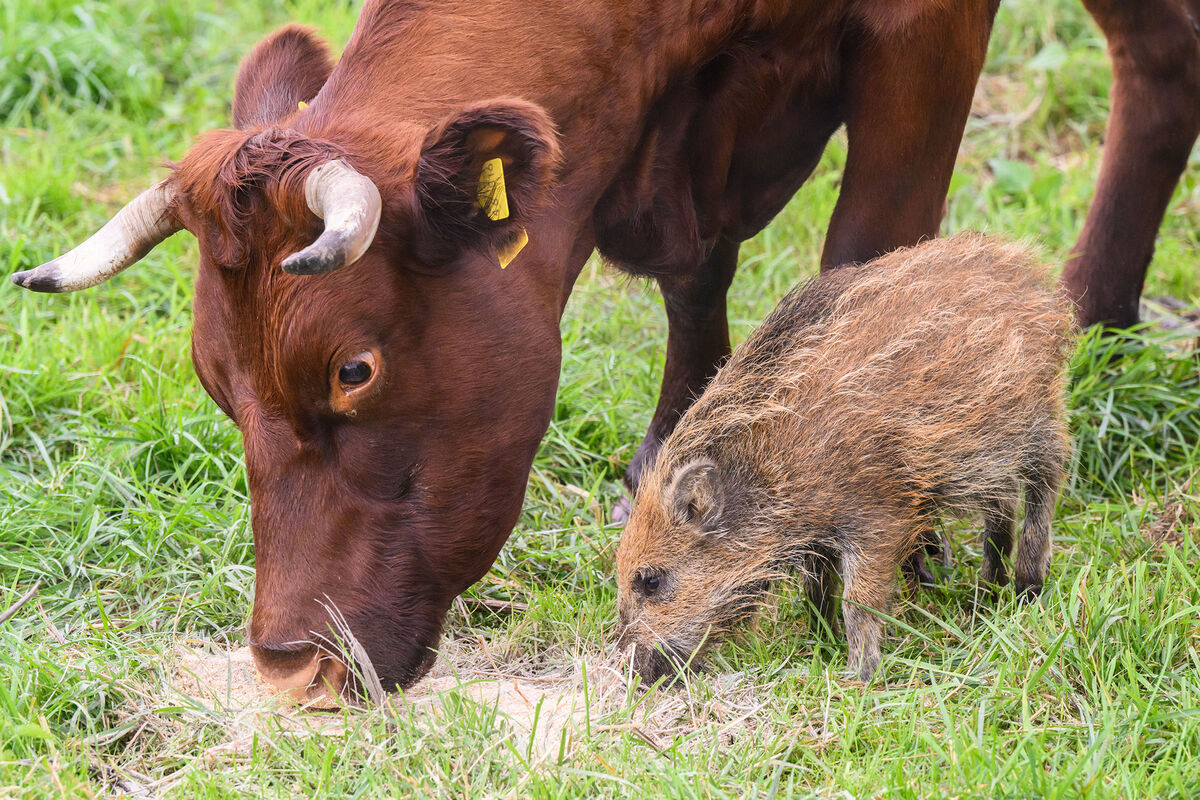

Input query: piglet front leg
[840,548,896,683]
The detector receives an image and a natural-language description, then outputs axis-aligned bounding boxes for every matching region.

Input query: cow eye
[339,360,372,386]
[330,350,380,413]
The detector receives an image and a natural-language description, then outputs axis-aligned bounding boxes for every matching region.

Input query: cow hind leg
[1064,0,1200,329]
[822,1,998,581]
[614,238,739,522]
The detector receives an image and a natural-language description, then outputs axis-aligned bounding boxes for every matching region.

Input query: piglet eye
[339,359,372,386]
[635,570,663,598]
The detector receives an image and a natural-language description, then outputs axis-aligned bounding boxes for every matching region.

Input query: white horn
[281,160,382,276]
[11,181,181,293]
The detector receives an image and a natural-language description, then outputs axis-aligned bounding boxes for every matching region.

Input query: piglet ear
[669,459,725,530]
[413,98,560,265]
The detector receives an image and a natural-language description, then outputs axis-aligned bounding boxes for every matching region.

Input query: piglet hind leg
[1014,453,1065,603]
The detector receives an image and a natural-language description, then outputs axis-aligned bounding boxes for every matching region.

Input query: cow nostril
[309,656,349,700]
[250,641,321,688]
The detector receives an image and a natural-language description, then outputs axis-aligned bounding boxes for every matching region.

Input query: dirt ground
[171,638,774,759]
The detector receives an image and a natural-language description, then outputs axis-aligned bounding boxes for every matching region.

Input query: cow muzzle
[250,641,350,701]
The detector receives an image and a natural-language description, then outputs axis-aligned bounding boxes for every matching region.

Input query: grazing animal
[9,1,1001,697]
[616,235,1074,684]
[9,0,1189,697]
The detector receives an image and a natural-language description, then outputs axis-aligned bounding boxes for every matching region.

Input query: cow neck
[303,0,826,170]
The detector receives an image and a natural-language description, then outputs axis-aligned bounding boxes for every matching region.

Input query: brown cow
[9,0,1196,698]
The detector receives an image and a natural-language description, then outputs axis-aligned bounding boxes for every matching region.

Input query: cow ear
[233,25,333,129]
[413,98,560,265]
[669,459,725,531]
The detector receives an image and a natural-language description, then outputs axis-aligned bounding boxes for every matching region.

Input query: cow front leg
[1064,0,1200,329]
[614,238,739,522]
[821,1,997,583]
[821,1,997,268]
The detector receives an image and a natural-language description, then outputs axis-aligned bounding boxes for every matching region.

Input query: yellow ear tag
[477,157,510,222]
[297,101,308,111]
[496,228,529,269]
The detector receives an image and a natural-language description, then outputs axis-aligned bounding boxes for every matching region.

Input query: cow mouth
[250,641,355,701]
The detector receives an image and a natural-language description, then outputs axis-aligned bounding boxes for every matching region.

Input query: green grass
[2,0,1199,797]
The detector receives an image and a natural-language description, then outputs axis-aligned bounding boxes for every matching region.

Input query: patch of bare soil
[170,637,769,759]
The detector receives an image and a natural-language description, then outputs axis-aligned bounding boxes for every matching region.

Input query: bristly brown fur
[617,234,1075,683]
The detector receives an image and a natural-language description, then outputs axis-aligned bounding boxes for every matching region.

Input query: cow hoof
[611,496,632,526]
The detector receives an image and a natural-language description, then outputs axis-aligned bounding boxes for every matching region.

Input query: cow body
[170,0,998,695]
[12,0,1196,697]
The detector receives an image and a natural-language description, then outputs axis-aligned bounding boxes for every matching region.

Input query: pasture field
[1,1,1199,797]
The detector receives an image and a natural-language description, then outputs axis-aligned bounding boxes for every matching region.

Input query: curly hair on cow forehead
[172,127,348,269]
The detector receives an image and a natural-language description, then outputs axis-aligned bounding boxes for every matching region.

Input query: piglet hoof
[842,664,880,685]
[901,553,941,599]
[1015,580,1044,605]
[610,496,632,526]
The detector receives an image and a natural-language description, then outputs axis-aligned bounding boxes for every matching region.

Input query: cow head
[12,26,563,698]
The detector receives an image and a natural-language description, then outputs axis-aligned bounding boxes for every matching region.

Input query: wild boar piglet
[616,234,1074,683]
